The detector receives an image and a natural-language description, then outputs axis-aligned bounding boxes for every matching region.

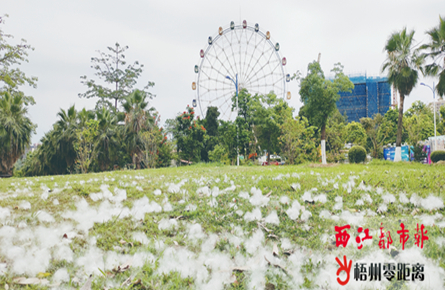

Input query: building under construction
[336,75,392,123]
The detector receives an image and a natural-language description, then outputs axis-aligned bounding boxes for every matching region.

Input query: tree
[298,62,354,164]
[360,114,384,158]
[0,15,37,105]
[325,109,346,163]
[403,113,434,146]
[123,89,156,168]
[0,92,35,175]
[420,16,445,97]
[278,116,317,165]
[251,92,293,163]
[382,28,423,161]
[172,105,207,163]
[79,43,154,110]
[74,119,99,173]
[95,107,119,171]
[345,122,367,147]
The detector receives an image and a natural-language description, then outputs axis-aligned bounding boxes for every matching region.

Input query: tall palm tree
[0,92,35,175]
[55,105,78,171]
[420,16,445,97]
[382,28,423,161]
[95,107,118,170]
[123,89,155,168]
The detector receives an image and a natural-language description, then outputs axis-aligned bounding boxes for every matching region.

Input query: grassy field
[0,161,444,289]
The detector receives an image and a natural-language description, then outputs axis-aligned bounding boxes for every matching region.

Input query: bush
[431,150,445,163]
[348,146,367,164]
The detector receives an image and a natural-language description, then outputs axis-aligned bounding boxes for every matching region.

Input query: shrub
[348,146,367,164]
[431,150,445,163]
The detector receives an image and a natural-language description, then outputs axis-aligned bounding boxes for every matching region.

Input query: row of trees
[1,15,445,176]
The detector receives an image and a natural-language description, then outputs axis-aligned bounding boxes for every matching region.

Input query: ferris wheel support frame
[226,74,239,166]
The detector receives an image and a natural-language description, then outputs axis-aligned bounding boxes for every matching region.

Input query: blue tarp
[383,146,413,162]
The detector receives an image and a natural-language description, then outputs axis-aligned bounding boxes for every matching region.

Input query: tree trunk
[321,123,327,164]
[394,93,405,162]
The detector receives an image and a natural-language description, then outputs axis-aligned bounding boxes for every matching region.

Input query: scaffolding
[336,75,391,123]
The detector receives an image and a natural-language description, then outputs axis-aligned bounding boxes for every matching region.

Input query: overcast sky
[3,0,444,143]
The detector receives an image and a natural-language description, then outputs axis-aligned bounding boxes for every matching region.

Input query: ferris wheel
[192,20,291,119]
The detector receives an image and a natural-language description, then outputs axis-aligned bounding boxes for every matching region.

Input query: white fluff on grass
[244,208,262,222]
[313,193,327,203]
[382,193,396,204]
[19,200,31,210]
[196,186,210,196]
[279,195,290,204]
[376,187,384,195]
[355,199,364,206]
[264,211,279,225]
[185,204,197,212]
[399,192,409,204]
[37,211,55,223]
[286,200,301,220]
[301,191,313,203]
[75,246,105,275]
[319,210,332,219]
[281,238,292,250]
[377,203,388,213]
[163,202,173,212]
[158,218,178,230]
[154,189,162,196]
[136,186,143,191]
[188,223,206,240]
[41,191,48,200]
[130,196,162,220]
[418,213,443,226]
[53,199,59,205]
[201,234,218,253]
[132,232,149,245]
[0,263,6,275]
[239,191,250,199]
[53,244,74,262]
[244,229,264,254]
[420,195,444,211]
[63,198,130,233]
[132,251,156,268]
[397,247,445,289]
[436,237,445,248]
[339,210,364,226]
[333,196,343,211]
[300,210,312,222]
[249,187,269,207]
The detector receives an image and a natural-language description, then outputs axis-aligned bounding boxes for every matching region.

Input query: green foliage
[431,150,445,163]
[0,15,37,105]
[74,119,99,173]
[250,92,293,162]
[208,144,230,164]
[412,144,427,162]
[172,105,207,163]
[348,146,367,163]
[420,16,445,97]
[278,116,317,164]
[403,113,434,145]
[325,109,346,163]
[0,92,35,175]
[79,43,154,110]
[382,27,423,147]
[298,62,354,141]
[345,121,367,147]
[377,109,400,146]
[360,113,384,158]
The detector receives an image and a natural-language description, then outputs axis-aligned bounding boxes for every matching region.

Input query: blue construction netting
[336,75,391,123]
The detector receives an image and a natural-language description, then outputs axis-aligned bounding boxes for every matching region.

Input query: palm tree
[420,16,445,97]
[382,28,423,161]
[123,89,156,168]
[95,107,118,170]
[55,105,78,172]
[0,92,35,175]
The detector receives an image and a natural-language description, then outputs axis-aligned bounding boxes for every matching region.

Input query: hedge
[431,150,445,163]
[348,146,367,164]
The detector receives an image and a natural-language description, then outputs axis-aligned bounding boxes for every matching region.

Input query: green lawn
[0,161,444,289]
